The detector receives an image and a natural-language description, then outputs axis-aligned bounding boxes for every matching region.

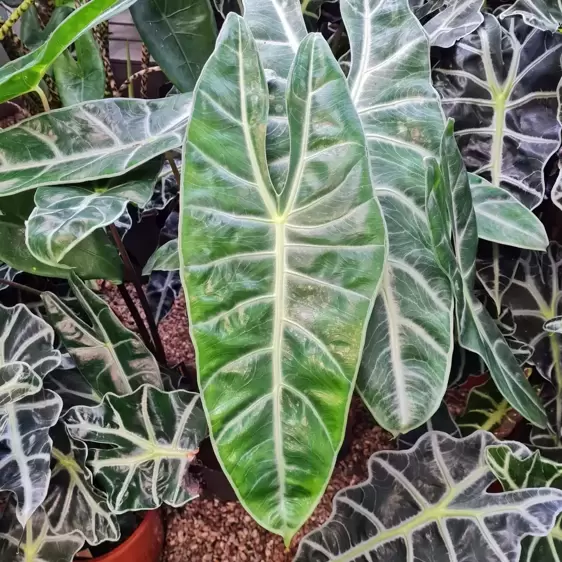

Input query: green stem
[0,0,34,41]
[125,41,134,98]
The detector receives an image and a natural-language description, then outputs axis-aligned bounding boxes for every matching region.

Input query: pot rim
[87,509,161,562]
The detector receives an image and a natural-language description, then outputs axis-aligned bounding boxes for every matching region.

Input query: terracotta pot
[91,510,164,562]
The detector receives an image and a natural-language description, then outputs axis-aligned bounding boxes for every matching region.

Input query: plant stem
[166,152,181,186]
[0,0,34,40]
[125,40,134,98]
[109,224,167,364]
[0,278,42,296]
[117,283,156,356]
[34,86,50,112]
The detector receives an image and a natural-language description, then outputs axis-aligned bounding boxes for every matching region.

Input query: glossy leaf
[545,317,562,333]
[131,0,217,93]
[64,385,207,512]
[181,16,386,542]
[0,262,19,292]
[44,367,102,413]
[44,440,120,545]
[0,303,61,387]
[0,504,84,562]
[0,94,192,196]
[143,159,179,214]
[469,174,548,250]
[42,272,163,396]
[242,0,307,191]
[52,31,105,106]
[143,240,179,275]
[426,122,546,427]
[0,390,62,526]
[26,160,161,267]
[458,374,529,437]
[0,0,137,103]
[295,431,562,561]
[495,243,562,381]
[487,446,562,562]
[424,0,484,48]
[0,214,122,281]
[434,14,562,209]
[342,0,454,434]
[147,270,182,323]
[500,0,562,32]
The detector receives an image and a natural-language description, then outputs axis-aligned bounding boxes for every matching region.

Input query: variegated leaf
[424,0,484,48]
[500,0,562,33]
[143,240,179,275]
[295,431,562,561]
[64,385,207,512]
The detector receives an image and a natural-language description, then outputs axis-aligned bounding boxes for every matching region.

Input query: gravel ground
[101,283,465,561]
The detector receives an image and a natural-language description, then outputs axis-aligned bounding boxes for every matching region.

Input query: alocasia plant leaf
[212,0,242,16]
[0,504,84,562]
[131,0,217,93]
[44,439,120,545]
[301,0,338,24]
[0,214,123,281]
[26,160,161,267]
[147,270,182,323]
[500,0,562,33]
[45,366,102,412]
[494,243,562,382]
[487,445,562,562]
[546,317,562,333]
[425,122,546,427]
[0,390,63,526]
[341,0,454,434]
[143,159,179,214]
[0,0,137,103]
[180,14,386,543]
[434,13,562,209]
[143,240,179,275]
[64,385,207,512]
[52,31,105,107]
[0,262,19,292]
[42,272,163,397]
[423,0,484,48]
[295,431,562,561]
[469,174,548,250]
[242,0,307,190]
[0,94,192,195]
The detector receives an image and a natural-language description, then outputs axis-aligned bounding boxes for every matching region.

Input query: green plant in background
[2,0,562,559]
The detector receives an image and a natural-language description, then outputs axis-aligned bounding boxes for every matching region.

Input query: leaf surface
[131,0,217,93]
[64,385,206,512]
[342,0,454,434]
[0,94,191,195]
[500,0,562,32]
[180,15,386,541]
[42,272,163,396]
[434,13,562,209]
[295,431,562,562]
[143,239,179,275]
[424,0,484,47]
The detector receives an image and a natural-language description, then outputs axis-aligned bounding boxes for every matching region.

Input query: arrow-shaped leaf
[296,431,562,562]
[180,15,386,542]
[341,0,454,434]
[0,94,192,196]
[42,272,163,396]
[434,13,562,209]
[64,385,207,512]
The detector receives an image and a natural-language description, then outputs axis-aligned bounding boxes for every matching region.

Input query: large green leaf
[64,385,207,512]
[488,446,562,562]
[0,94,192,196]
[0,0,137,103]
[341,0,454,434]
[143,239,179,275]
[131,0,217,93]
[469,174,548,250]
[434,13,562,209]
[26,160,161,267]
[44,439,120,546]
[0,390,62,526]
[0,213,123,281]
[0,503,84,562]
[42,272,163,397]
[425,122,546,427]
[500,0,562,32]
[180,15,386,543]
[295,431,562,561]
[52,31,105,106]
